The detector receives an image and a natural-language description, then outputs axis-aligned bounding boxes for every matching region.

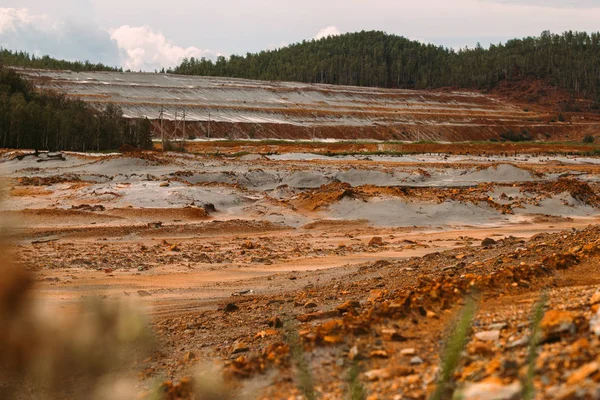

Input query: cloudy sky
[1,0,600,71]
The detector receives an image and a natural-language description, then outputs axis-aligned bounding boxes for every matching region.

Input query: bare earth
[3,144,600,399]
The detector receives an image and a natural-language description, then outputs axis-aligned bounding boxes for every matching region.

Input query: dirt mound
[522,177,600,206]
[17,175,81,186]
[118,144,141,153]
[293,182,356,211]
[108,207,209,221]
[490,76,599,114]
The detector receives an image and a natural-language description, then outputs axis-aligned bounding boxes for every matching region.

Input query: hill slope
[18,68,600,142]
[172,30,600,106]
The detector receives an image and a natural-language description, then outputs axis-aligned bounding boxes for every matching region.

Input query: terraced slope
[18,69,600,141]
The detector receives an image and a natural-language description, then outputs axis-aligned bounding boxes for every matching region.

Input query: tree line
[0,66,152,152]
[0,48,121,73]
[171,30,600,103]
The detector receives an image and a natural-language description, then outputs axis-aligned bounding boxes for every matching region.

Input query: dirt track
[3,146,600,398]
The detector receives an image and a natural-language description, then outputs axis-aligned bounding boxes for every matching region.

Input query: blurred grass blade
[522,291,548,400]
[429,297,478,400]
[285,321,316,400]
[347,362,366,400]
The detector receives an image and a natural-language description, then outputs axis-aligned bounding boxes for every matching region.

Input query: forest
[171,30,600,103]
[0,66,152,152]
[0,48,121,73]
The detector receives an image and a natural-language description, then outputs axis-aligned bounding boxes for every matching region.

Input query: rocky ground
[2,144,600,399]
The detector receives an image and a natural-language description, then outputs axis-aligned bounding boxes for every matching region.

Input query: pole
[159,105,165,152]
[208,109,211,139]
[182,110,186,151]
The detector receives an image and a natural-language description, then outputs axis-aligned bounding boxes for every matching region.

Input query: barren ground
[3,143,600,399]
[17,68,600,142]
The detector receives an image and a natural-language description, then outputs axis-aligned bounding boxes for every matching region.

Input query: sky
[1,0,600,71]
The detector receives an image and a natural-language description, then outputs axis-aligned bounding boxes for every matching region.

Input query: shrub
[499,129,533,142]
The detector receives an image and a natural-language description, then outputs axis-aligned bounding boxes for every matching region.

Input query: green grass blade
[522,291,548,400]
[429,297,478,400]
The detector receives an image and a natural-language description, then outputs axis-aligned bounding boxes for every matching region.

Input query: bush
[583,135,595,144]
[499,129,533,142]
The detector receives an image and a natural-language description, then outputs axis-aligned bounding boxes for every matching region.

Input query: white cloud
[0,7,43,31]
[0,7,122,66]
[109,25,221,71]
[314,25,341,40]
[0,8,222,71]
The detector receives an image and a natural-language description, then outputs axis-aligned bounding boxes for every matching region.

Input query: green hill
[171,30,600,104]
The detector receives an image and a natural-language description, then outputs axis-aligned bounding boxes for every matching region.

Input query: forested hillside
[0,66,151,152]
[172,30,600,103]
[0,48,120,73]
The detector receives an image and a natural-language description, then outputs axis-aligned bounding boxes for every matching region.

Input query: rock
[72,204,105,212]
[304,300,318,309]
[566,361,599,385]
[231,342,249,354]
[182,351,195,362]
[147,222,162,228]
[137,266,146,272]
[475,330,501,342]
[160,182,170,187]
[268,316,283,328]
[481,237,497,248]
[369,237,384,247]
[542,253,579,270]
[369,349,389,359]
[348,345,362,361]
[540,310,577,341]
[569,338,590,357]
[380,329,407,342]
[170,244,181,252]
[197,253,211,263]
[241,241,257,250]
[201,203,216,213]
[368,290,385,303]
[232,289,255,296]
[460,381,522,400]
[410,356,424,365]
[590,292,600,306]
[507,336,529,348]
[488,322,508,331]
[336,300,361,313]
[297,310,338,322]
[137,290,152,297]
[364,366,413,381]
[400,348,416,356]
[589,309,600,337]
[222,303,239,313]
